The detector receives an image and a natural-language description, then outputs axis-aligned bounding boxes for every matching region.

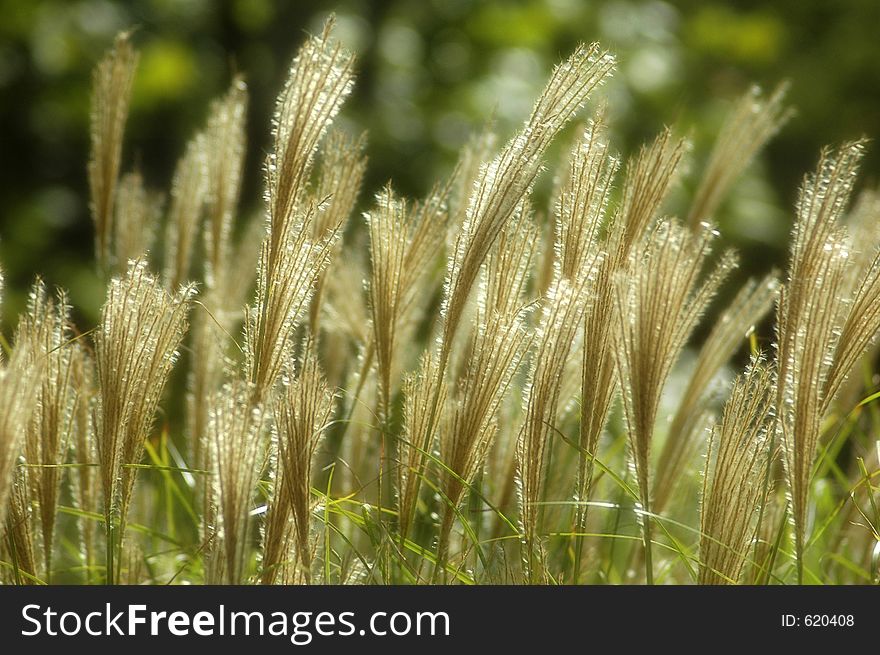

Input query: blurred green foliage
[1,0,878,329]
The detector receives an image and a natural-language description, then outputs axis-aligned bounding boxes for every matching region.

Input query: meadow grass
[1,18,879,585]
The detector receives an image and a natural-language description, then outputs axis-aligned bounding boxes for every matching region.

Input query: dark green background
[1,0,878,328]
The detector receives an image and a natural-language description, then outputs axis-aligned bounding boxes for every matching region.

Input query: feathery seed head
[482,203,539,319]
[398,350,447,540]
[208,381,267,584]
[247,17,353,401]
[366,186,409,413]
[516,273,596,572]
[312,129,368,241]
[272,350,335,582]
[95,259,196,528]
[609,129,686,266]
[267,16,355,249]
[775,140,880,570]
[654,272,779,513]
[688,83,792,227]
[164,131,210,289]
[615,219,736,511]
[441,308,531,517]
[113,170,162,270]
[89,31,138,272]
[557,110,619,280]
[699,356,775,584]
[441,44,615,366]
[16,280,77,576]
[245,214,337,399]
[0,341,41,531]
[203,77,249,293]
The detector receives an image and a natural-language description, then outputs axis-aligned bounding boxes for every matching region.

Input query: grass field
[1,17,879,585]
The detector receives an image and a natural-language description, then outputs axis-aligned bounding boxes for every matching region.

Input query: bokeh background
[1,0,879,330]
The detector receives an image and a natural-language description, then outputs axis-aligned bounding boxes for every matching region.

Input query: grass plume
[688,84,792,227]
[272,348,335,583]
[207,382,267,584]
[440,43,614,372]
[775,140,880,582]
[245,17,353,401]
[17,282,76,579]
[614,220,736,583]
[94,260,195,582]
[653,273,779,514]
[88,31,138,272]
[699,356,774,584]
